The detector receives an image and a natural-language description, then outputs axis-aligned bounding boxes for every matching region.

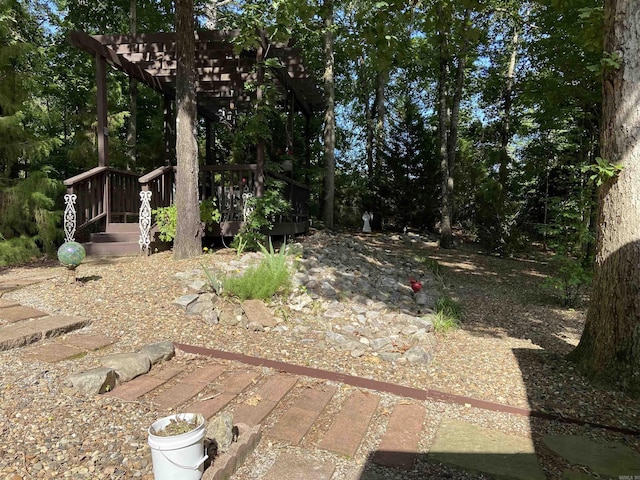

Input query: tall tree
[569,0,640,394]
[322,0,335,228]
[435,3,473,249]
[173,0,202,259]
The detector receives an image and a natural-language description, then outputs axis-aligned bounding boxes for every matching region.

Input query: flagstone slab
[0,299,19,309]
[61,333,117,351]
[0,315,90,351]
[0,305,48,323]
[429,419,545,480]
[543,434,640,478]
[242,299,277,328]
[26,343,85,362]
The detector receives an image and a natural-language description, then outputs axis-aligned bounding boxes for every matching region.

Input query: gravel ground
[1,231,639,479]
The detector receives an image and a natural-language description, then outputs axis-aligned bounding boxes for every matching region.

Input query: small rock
[101,352,151,382]
[325,330,347,344]
[173,294,199,309]
[247,321,265,332]
[67,367,116,395]
[379,352,402,362]
[139,341,175,365]
[202,311,219,325]
[404,346,433,364]
[205,412,234,453]
[369,337,392,351]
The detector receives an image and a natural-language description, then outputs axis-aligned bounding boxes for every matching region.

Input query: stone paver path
[9,335,640,480]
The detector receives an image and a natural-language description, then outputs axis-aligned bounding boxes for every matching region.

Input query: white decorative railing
[63,193,77,242]
[139,190,152,254]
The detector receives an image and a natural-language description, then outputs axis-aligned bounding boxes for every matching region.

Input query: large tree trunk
[569,0,640,395]
[322,0,335,229]
[173,0,201,259]
[436,4,453,249]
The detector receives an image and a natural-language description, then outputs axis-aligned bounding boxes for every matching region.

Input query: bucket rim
[148,413,205,439]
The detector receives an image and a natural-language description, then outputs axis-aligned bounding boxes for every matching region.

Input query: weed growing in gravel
[433,295,463,333]
[417,255,441,277]
[222,240,291,300]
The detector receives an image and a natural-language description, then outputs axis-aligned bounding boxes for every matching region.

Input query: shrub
[432,295,463,334]
[153,199,221,243]
[543,253,592,308]
[0,236,42,266]
[222,241,291,300]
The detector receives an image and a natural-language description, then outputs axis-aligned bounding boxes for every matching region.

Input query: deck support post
[163,94,176,165]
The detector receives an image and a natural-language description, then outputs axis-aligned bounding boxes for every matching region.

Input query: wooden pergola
[68,30,324,173]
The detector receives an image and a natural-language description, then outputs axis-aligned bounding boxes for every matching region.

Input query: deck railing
[63,166,141,237]
[65,163,309,249]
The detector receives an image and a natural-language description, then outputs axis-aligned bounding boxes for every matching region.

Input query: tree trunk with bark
[436,4,452,249]
[322,0,335,229]
[569,0,640,395]
[173,0,201,259]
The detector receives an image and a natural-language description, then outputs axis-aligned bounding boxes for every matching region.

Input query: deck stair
[84,223,141,256]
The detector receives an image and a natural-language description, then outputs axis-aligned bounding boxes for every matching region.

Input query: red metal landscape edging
[174,342,640,436]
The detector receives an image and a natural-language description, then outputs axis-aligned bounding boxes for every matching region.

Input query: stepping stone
[107,366,182,401]
[429,419,545,480]
[261,452,335,480]
[242,299,277,328]
[0,299,19,309]
[61,333,116,351]
[25,343,84,363]
[151,364,226,410]
[318,390,380,457]
[372,403,426,469]
[0,305,48,323]
[268,384,337,445]
[189,369,260,420]
[0,315,90,351]
[233,374,298,427]
[543,434,640,477]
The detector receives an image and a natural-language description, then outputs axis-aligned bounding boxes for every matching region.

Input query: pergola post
[96,54,109,167]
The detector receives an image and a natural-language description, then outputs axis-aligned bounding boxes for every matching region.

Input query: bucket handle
[160,452,208,470]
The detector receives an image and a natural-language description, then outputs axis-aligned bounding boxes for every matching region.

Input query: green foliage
[582,157,623,186]
[543,253,592,308]
[153,204,178,242]
[222,240,291,300]
[231,181,291,252]
[153,199,221,242]
[201,263,222,293]
[0,236,41,266]
[416,255,441,277]
[433,295,463,334]
[0,168,64,257]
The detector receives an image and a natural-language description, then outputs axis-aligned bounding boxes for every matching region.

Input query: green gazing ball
[57,241,86,268]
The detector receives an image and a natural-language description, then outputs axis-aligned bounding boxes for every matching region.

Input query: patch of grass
[417,255,441,277]
[222,240,291,300]
[433,295,463,334]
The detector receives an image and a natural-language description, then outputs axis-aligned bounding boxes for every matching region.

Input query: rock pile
[173,231,441,365]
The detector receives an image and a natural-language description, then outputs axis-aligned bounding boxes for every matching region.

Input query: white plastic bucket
[148,413,208,480]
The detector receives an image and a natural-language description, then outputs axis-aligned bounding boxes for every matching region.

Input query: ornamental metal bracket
[63,194,77,242]
[139,190,152,254]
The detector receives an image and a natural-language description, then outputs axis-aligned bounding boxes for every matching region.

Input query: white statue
[362,211,372,233]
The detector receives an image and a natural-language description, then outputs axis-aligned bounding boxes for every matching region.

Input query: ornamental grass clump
[222,240,291,300]
[433,295,463,334]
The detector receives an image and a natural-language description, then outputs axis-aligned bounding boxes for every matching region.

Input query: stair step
[106,223,140,233]
[90,232,139,243]
[84,241,141,256]
[0,315,90,351]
